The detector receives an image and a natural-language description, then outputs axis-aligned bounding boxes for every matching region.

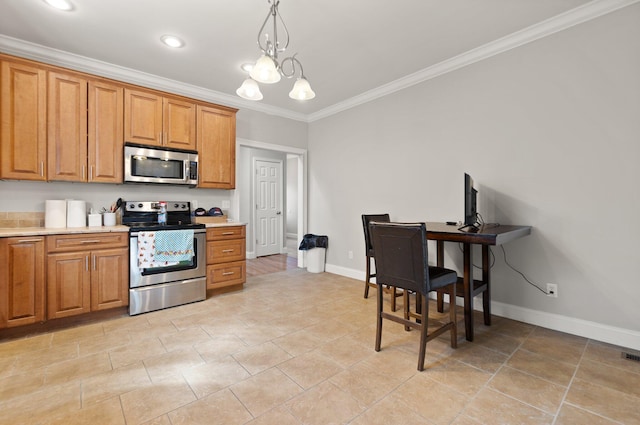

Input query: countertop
[0,222,246,238]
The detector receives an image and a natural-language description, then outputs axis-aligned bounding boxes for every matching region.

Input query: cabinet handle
[40,161,44,177]
[85,255,89,271]
[221,232,235,235]
[222,249,234,253]
[93,255,96,271]
[82,165,85,180]
[17,238,43,243]
[222,272,235,276]
[89,165,93,181]
[81,240,101,244]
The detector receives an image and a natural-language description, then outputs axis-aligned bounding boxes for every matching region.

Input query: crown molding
[0,35,308,122]
[1,0,637,124]
[307,0,640,122]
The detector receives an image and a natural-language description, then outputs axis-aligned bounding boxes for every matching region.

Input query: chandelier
[236,0,315,101]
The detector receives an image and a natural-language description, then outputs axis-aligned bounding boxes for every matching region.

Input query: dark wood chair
[369,221,458,371]
[362,214,402,311]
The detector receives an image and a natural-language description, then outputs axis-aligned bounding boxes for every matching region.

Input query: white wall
[307,5,640,346]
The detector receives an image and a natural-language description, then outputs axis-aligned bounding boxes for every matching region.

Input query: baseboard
[324,263,640,351]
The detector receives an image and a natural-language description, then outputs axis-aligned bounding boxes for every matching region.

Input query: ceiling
[0,0,616,121]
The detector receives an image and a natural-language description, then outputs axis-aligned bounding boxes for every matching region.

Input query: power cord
[499,245,548,295]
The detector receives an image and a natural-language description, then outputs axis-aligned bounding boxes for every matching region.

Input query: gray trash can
[299,234,328,273]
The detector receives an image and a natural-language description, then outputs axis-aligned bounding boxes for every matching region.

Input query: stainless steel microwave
[124,143,198,186]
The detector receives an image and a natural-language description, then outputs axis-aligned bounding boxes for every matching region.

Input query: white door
[255,159,283,257]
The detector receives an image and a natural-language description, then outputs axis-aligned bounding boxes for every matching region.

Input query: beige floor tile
[329,361,405,406]
[583,340,640,374]
[0,352,17,379]
[575,357,640,398]
[463,388,554,425]
[231,367,303,417]
[520,327,587,365]
[286,380,366,425]
[44,351,112,386]
[78,328,131,357]
[272,327,327,356]
[142,347,205,382]
[488,366,566,414]
[450,415,484,425]
[506,348,576,386]
[349,395,431,425]
[565,378,640,423]
[108,336,166,369]
[158,326,212,352]
[388,373,469,425]
[0,369,46,402]
[471,328,522,355]
[245,405,302,425]
[314,333,373,368]
[120,375,197,425]
[0,332,52,358]
[0,381,81,424]
[50,322,105,346]
[168,388,253,425]
[278,350,344,389]
[232,341,293,375]
[450,343,509,373]
[194,333,248,361]
[483,317,535,341]
[422,358,492,396]
[126,321,179,342]
[139,414,172,425]
[555,403,621,425]
[182,355,251,398]
[81,361,152,406]
[360,346,421,381]
[12,341,79,374]
[42,396,126,425]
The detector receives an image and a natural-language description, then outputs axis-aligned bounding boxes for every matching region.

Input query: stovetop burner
[122,200,204,232]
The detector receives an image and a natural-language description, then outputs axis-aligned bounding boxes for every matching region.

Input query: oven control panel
[125,201,191,212]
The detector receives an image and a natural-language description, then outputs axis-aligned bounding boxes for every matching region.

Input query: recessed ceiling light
[43,0,73,11]
[160,35,185,48]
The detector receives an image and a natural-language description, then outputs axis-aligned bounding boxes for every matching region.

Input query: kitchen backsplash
[0,212,45,228]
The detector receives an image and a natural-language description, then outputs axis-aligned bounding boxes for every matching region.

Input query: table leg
[436,241,445,313]
[463,242,474,341]
[482,245,491,326]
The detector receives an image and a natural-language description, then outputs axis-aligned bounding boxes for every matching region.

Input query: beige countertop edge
[0,222,246,237]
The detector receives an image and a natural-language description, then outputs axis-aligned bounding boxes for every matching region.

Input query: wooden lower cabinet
[46,233,128,319]
[206,226,246,290]
[0,237,46,328]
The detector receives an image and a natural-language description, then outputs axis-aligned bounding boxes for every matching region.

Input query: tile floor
[1,269,639,425]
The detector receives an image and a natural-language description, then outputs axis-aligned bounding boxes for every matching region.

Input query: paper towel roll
[45,200,67,228]
[66,200,87,228]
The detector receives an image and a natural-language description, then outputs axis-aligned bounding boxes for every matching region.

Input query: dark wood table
[425,222,532,341]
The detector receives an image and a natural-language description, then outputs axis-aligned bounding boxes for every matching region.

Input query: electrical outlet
[348,250,353,260]
[546,283,558,298]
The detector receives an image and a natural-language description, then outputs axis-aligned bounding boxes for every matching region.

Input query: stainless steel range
[123,201,206,315]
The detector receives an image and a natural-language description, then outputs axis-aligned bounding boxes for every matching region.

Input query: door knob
[276,211,282,215]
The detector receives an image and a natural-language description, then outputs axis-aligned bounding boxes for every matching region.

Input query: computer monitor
[461,173,478,231]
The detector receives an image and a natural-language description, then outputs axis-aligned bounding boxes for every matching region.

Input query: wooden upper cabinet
[197,105,237,189]
[124,88,196,150]
[88,80,124,183]
[0,60,47,181]
[164,97,196,150]
[124,88,163,146]
[47,71,88,181]
[0,236,46,328]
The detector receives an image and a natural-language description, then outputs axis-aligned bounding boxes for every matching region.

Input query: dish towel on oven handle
[137,231,180,269]
[154,229,195,262]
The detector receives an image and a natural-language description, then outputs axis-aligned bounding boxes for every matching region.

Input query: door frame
[235,138,307,268]
[253,157,284,257]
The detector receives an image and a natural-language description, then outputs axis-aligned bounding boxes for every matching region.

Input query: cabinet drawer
[206,226,246,241]
[206,239,245,264]
[47,232,128,253]
[206,261,246,289]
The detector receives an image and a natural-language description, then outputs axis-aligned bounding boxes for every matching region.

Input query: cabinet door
[124,88,163,146]
[88,80,123,183]
[164,96,196,150]
[47,71,88,181]
[47,252,91,319]
[197,105,237,189]
[91,247,129,310]
[0,237,45,328]
[0,60,47,181]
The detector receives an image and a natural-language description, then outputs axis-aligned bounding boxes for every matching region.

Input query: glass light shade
[43,0,73,10]
[289,77,316,100]
[250,55,281,84]
[236,78,263,101]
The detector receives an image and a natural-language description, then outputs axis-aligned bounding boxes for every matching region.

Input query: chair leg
[449,284,458,349]
[418,294,429,371]
[403,291,410,331]
[391,286,397,312]
[364,255,372,299]
[375,283,383,352]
